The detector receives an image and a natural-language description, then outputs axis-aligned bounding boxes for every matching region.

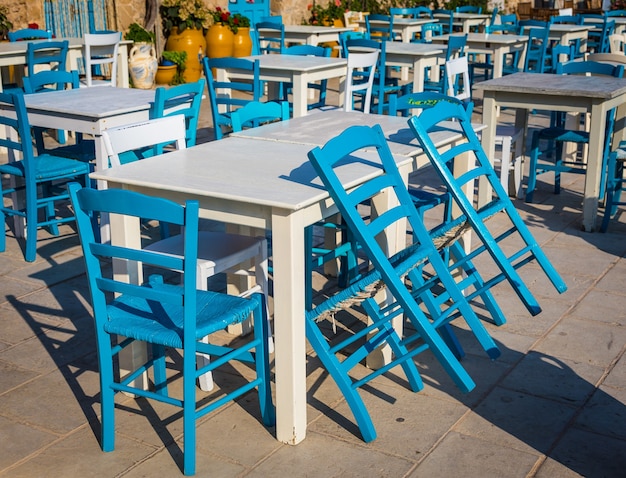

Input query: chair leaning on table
[601,146,626,231]
[0,91,92,262]
[407,100,568,316]
[446,55,525,198]
[102,114,271,392]
[67,183,275,476]
[281,44,331,111]
[306,123,501,442]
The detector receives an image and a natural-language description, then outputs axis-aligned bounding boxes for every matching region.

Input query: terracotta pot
[165,27,206,83]
[205,24,235,59]
[232,27,252,57]
[155,64,177,85]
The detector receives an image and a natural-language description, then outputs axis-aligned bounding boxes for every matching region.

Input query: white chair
[344,11,367,33]
[82,32,121,87]
[608,33,626,53]
[102,115,271,392]
[344,49,379,112]
[446,56,524,197]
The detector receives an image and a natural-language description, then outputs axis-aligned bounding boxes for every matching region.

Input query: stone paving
[1,80,625,477]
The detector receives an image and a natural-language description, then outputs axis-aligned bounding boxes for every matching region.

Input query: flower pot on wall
[232,27,252,57]
[128,42,158,89]
[205,24,234,59]
[165,27,206,83]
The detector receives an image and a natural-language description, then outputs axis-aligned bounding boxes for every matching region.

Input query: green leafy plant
[160,0,211,37]
[162,50,187,85]
[124,22,155,43]
[0,6,13,41]
[232,13,251,30]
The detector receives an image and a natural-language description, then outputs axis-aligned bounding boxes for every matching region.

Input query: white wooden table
[431,33,527,79]
[434,12,491,33]
[0,37,131,90]
[358,17,437,42]
[384,41,445,88]
[281,25,353,45]
[349,41,444,86]
[474,72,626,231]
[91,109,477,446]
[18,87,155,174]
[548,24,592,54]
[223,54,347,117]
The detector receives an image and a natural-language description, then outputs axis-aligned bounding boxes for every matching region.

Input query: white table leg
[292,73,308,118]
[581,102,607,232]
[272,210,307,445]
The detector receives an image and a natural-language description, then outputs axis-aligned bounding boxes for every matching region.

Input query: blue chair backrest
[23,69,79,93]
[151,79,205,148]
[25,40,69,77]
[446,34,467,60]
[433,9,454,33]
[255,20,285,54]
[587,18,615,53]
[202,56,261,140]
[420,23,444,42]
[283,44,328,57]
[0,92,38,187]
[550,14,583,24]
[556,59,624,77]
[524,27,550,72]
[388,91,474,118]
[339,30,368,57]
[8,28,52,42]
[605,9,626,16]
[366,14,395,41]
[413,6,434,18]
[519,19,548,30]
[456,5,482,13]
[231,100,290,131]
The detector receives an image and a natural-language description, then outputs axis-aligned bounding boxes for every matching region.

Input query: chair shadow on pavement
[304,318,626,477]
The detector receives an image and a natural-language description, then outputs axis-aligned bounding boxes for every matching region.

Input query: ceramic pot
[128,42,158,89]
[155,64,177,85]
[232,27,252,57]
[165,27,206,83]
[205,24,234,59]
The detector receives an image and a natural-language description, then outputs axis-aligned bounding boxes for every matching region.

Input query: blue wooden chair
[456,5,483,14]
[601,146,626,232]
[407,100,568,316]
[586,18,615,53]
[526,60,624,203]
[281,44,331,111]
[202,56,261,140]
[365,14,395,41]
[0,92,91,262]
[306,123,500,442]
[8,28,52,42]
[254,20,285,54]
[22,69,95,162]
[230,100,289,131]
[67,183,274,476]
[423,33,467,94]
[416,22,444,43]
[521,26,551,73]
[345,38,403,114]
[433,9,454,34]
[486,13,519,34]
[386,91,508,329]
[151,78,205,149]
[339,30,368,57]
